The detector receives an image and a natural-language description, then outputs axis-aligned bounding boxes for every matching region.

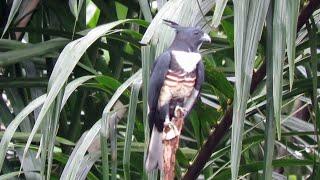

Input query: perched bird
[145,20,211,171]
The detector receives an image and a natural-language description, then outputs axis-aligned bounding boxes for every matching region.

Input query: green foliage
[0,0,319,179]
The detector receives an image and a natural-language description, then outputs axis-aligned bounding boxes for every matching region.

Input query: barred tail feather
[145,126,163,171]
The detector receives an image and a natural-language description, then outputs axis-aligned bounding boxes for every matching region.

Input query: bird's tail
[145,126,163,171]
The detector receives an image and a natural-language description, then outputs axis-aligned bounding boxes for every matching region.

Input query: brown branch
[182,0,320,179]
[163,115,184,180]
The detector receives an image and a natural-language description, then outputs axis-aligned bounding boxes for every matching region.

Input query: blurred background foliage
[0,0,319,179]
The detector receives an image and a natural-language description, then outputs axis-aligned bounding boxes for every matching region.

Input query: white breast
[171,50,201,72]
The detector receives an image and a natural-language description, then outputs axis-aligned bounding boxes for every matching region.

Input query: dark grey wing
[184,60,204,117]
[148,51,171,132]
[195,61,204,91]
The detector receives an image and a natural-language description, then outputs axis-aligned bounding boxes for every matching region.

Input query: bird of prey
[145,20,211,171]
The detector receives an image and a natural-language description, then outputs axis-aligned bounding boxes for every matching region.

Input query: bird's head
[163,19,211,51]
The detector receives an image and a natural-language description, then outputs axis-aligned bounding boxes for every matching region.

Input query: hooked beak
[200,33,211,43]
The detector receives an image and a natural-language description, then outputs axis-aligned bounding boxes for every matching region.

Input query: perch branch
[182,0,320,179]
[162,108,185,180]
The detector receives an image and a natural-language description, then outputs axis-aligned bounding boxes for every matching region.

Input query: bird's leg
[162,105,180,140]
[179,89,199,118]
[174,106,187,118]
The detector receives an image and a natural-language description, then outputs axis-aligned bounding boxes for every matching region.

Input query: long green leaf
[21,19,133,172]
[231,0,270,179]
[62,70,141,180]
[138,0,153,22]
[272,0,286,140]
[0,76,94,172]
[285,0,300,90]
[1,0,22,38]
[123,80,142,179]
[262,1,275,179]
[211,0,228,28]
[0,38,69,66]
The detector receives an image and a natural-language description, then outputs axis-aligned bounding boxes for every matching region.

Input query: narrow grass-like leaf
[0,38,69,66]
[138,0,153,22]
[262,2,276,179]
[141,45,158,179]
[101,112,111,180]
[21,19,133,171]
[211,0,228,28]
[46,88,64,179]
[110,112,117,180]
[62,70,141,180]
[272,0,286,140]
[1,0,22,38]
[285,0,300,90]
[123,80,142,179]
[231,0,270,179]
[0,76,93,172]
[0,95,45,172]
[0,39,29,49]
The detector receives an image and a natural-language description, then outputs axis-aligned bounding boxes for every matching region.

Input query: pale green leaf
[285,0,300,90]
[1,0,22,38]
[211,0,228,28]
[231,0,270,179]
[0,76,94,172]
[123,80,142,179]
[62,70,141,180]
[272,0,286,140]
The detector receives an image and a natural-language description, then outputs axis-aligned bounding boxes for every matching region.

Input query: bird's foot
[163,119,180,140]
[174,106,186,118]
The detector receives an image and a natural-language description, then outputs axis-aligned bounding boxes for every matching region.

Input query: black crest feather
[163,19,185,31]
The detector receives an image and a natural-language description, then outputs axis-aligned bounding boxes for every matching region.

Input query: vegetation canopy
[0,0,319,179]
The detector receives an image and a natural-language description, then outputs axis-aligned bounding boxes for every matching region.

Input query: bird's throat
[171,50,201,72]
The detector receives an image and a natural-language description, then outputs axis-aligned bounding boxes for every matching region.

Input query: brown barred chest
[158,69,196,107]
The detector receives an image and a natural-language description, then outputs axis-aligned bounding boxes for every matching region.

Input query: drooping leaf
[231,0,270,179]
[123,80,142,179]
[285,0,300,90]
[272,0,286,140]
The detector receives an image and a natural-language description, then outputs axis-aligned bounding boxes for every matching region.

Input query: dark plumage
[146,20,211,171]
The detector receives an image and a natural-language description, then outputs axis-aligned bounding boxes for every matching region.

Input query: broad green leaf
[231,0,270,179]
[1,0,22,38]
